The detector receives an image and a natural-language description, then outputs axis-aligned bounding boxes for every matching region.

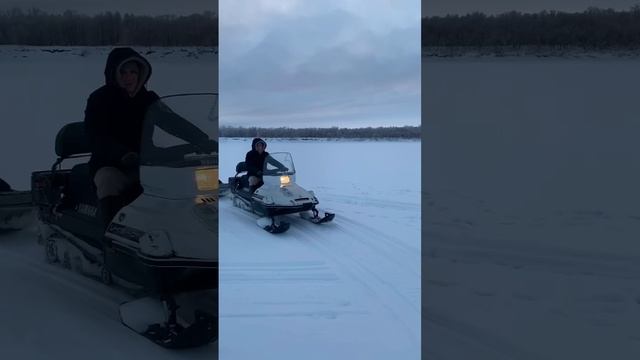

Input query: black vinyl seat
[232,161,251,191]
[54,122,96,207]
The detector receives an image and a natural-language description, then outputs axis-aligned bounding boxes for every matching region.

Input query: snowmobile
[31,93,219,348]
[228,152,334,233]
[0,178,34,231]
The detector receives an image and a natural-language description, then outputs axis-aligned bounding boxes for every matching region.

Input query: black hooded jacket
[84,47,160,177]
[245,138,268,177]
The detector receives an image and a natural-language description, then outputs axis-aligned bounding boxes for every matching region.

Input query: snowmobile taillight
[279,175,291,187]
[195,168,218,191]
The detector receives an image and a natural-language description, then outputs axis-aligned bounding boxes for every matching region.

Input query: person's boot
[98,196,124,231]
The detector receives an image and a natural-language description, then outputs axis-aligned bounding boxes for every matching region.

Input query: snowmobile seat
[235,161,247,174]
[53,122,95,206]
[232,162,251,191]
[55,122,91,159]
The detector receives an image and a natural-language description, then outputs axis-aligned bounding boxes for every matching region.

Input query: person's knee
[248,176,260,186]
[94,167,132,199]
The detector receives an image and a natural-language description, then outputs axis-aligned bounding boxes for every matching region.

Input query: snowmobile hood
[104,47,152,97]
[251,138,267,151]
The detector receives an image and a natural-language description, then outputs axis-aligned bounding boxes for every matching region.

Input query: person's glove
[121,152,140,168]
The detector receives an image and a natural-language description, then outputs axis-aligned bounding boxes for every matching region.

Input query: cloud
[220,1,420,127]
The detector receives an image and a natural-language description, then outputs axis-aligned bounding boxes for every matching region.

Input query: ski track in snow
[424,202,640,359]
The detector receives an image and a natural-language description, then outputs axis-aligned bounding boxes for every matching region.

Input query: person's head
[117,60,140,97]
[104,47,152,97]
[252,138,267,154]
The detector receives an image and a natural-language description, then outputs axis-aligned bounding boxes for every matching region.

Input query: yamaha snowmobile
[0,178,34,231]
[31,93,219,348]
[228,152,334,233]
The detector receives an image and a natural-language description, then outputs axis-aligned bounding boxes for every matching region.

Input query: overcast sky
[0,0,213,15]
[219,0,421,128]
[424,0,640,16]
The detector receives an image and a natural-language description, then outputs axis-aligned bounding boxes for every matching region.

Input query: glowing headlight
[139,230,174,257]
[280,175,291,187]
[195,167,218,191]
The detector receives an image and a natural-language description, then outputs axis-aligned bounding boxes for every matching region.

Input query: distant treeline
[220,126,421,139]
[0,8,217,46]
[423,6,640,49]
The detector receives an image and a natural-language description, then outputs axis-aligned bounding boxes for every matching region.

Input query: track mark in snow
[336,216,420,262]
[428,279,458,288]
[290,218,420,347]
[425,232,640,280]
[221,261,339,283]
[511,292,537,302]
[472,290,495,297]
[221,309,368,320]
[323,193,419,212]
[426,309,540,360]
[589,293,625,304]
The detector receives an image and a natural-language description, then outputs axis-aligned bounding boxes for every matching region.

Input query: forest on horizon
[423,6,640,50]
[219,126,421,139]
[0,8,217,46]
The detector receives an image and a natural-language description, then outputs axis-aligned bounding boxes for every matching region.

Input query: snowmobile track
[289,221,420,346]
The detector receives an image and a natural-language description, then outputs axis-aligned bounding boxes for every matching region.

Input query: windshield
[137,93,219,199]
[263,152,295,176]
[140,93,218,168]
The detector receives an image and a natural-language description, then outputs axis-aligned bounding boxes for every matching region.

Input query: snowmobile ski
[300,207,335,224]
[257,217,290,234]
[119,297,217,349]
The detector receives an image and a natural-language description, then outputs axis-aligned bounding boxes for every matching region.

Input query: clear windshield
[138,93,219,199]
[140,93,218,168]
[263,152,295,176]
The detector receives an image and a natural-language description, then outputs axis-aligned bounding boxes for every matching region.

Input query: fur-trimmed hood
[104,47,152,97]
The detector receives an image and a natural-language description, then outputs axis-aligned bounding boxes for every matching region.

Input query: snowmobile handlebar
[262,168,290,176]
[140,140,217,166]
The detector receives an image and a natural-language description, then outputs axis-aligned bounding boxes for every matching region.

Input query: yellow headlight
[195,167,218,191]
[280,175,291,186]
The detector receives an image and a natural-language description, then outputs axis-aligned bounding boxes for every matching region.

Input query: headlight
[139,230,174,257]
[195,167,218,191]
[280,175,291,187]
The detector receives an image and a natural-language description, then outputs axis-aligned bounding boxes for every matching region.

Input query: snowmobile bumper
[260,202,316,217]
[106,244,218,294]
[142,259,218,295]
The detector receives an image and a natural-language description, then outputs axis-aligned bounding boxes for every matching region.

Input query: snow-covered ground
[423,57,640,359]
[218,139,421,360]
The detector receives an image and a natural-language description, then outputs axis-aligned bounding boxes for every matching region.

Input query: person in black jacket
[244,138,287,192]
[85,47,215,228]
